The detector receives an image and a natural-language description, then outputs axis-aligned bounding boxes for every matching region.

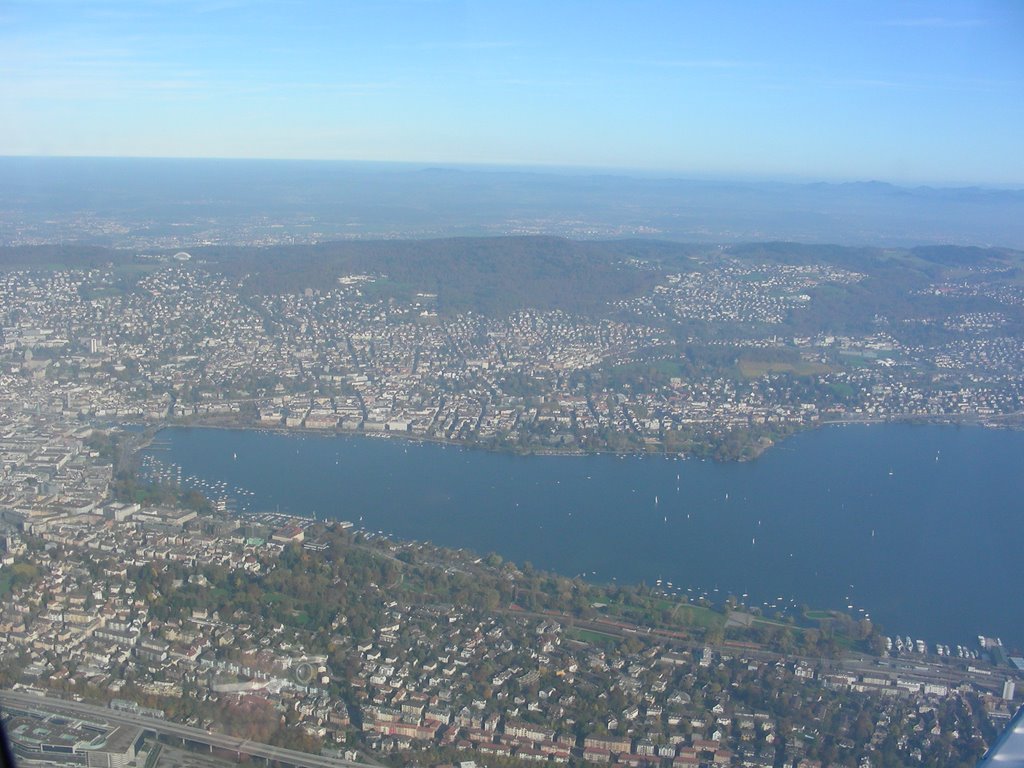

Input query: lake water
[142,424,1024,649]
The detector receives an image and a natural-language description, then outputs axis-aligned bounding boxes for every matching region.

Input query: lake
[141,423,1024,650]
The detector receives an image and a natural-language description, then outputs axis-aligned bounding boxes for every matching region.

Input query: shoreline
[123,409,1022,464]
[128,418,1024,652]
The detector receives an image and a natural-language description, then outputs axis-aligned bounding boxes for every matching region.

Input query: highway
[0,690,374,768]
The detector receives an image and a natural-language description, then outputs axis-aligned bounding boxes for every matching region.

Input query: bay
[142,423,1024,650]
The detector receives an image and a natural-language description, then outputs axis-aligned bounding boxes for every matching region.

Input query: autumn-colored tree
[218,695,280,743]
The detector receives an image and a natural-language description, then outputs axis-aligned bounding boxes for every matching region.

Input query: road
[0,690,373,768]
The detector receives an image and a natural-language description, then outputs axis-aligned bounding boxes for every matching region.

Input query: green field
[566,627,620,647]
[674,604,726,631]
[738,360,833,378]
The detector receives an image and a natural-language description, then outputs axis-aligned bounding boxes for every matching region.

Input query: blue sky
[2,0,1022,184]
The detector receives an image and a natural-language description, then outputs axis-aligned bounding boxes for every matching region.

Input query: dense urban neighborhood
[2,240,1023,461]
[2,238,1024,768]
[0,405,1020,768]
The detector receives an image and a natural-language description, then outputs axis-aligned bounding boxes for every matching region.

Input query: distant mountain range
[1,156,1022,249]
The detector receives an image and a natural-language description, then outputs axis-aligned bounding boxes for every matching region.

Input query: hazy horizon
[3,156,1023,249]
[3,1,1022,186]
[3,153,1023,191]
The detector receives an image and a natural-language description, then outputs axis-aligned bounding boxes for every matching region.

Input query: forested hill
[1,237,1022,323]
[206,236,685,315]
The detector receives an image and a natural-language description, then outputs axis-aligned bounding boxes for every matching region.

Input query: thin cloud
[813,68,1023,92]
[882,17,987,28]
[653,59,758,69]
[495,77,592,89]
[824,77,907,90]
[400,40,524,52]
[275,81,398,94]
[189,0,265,12]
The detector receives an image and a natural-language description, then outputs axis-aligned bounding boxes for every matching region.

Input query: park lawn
[567,627,619,647]
[738,359,833,378]
[675,603,726,631]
